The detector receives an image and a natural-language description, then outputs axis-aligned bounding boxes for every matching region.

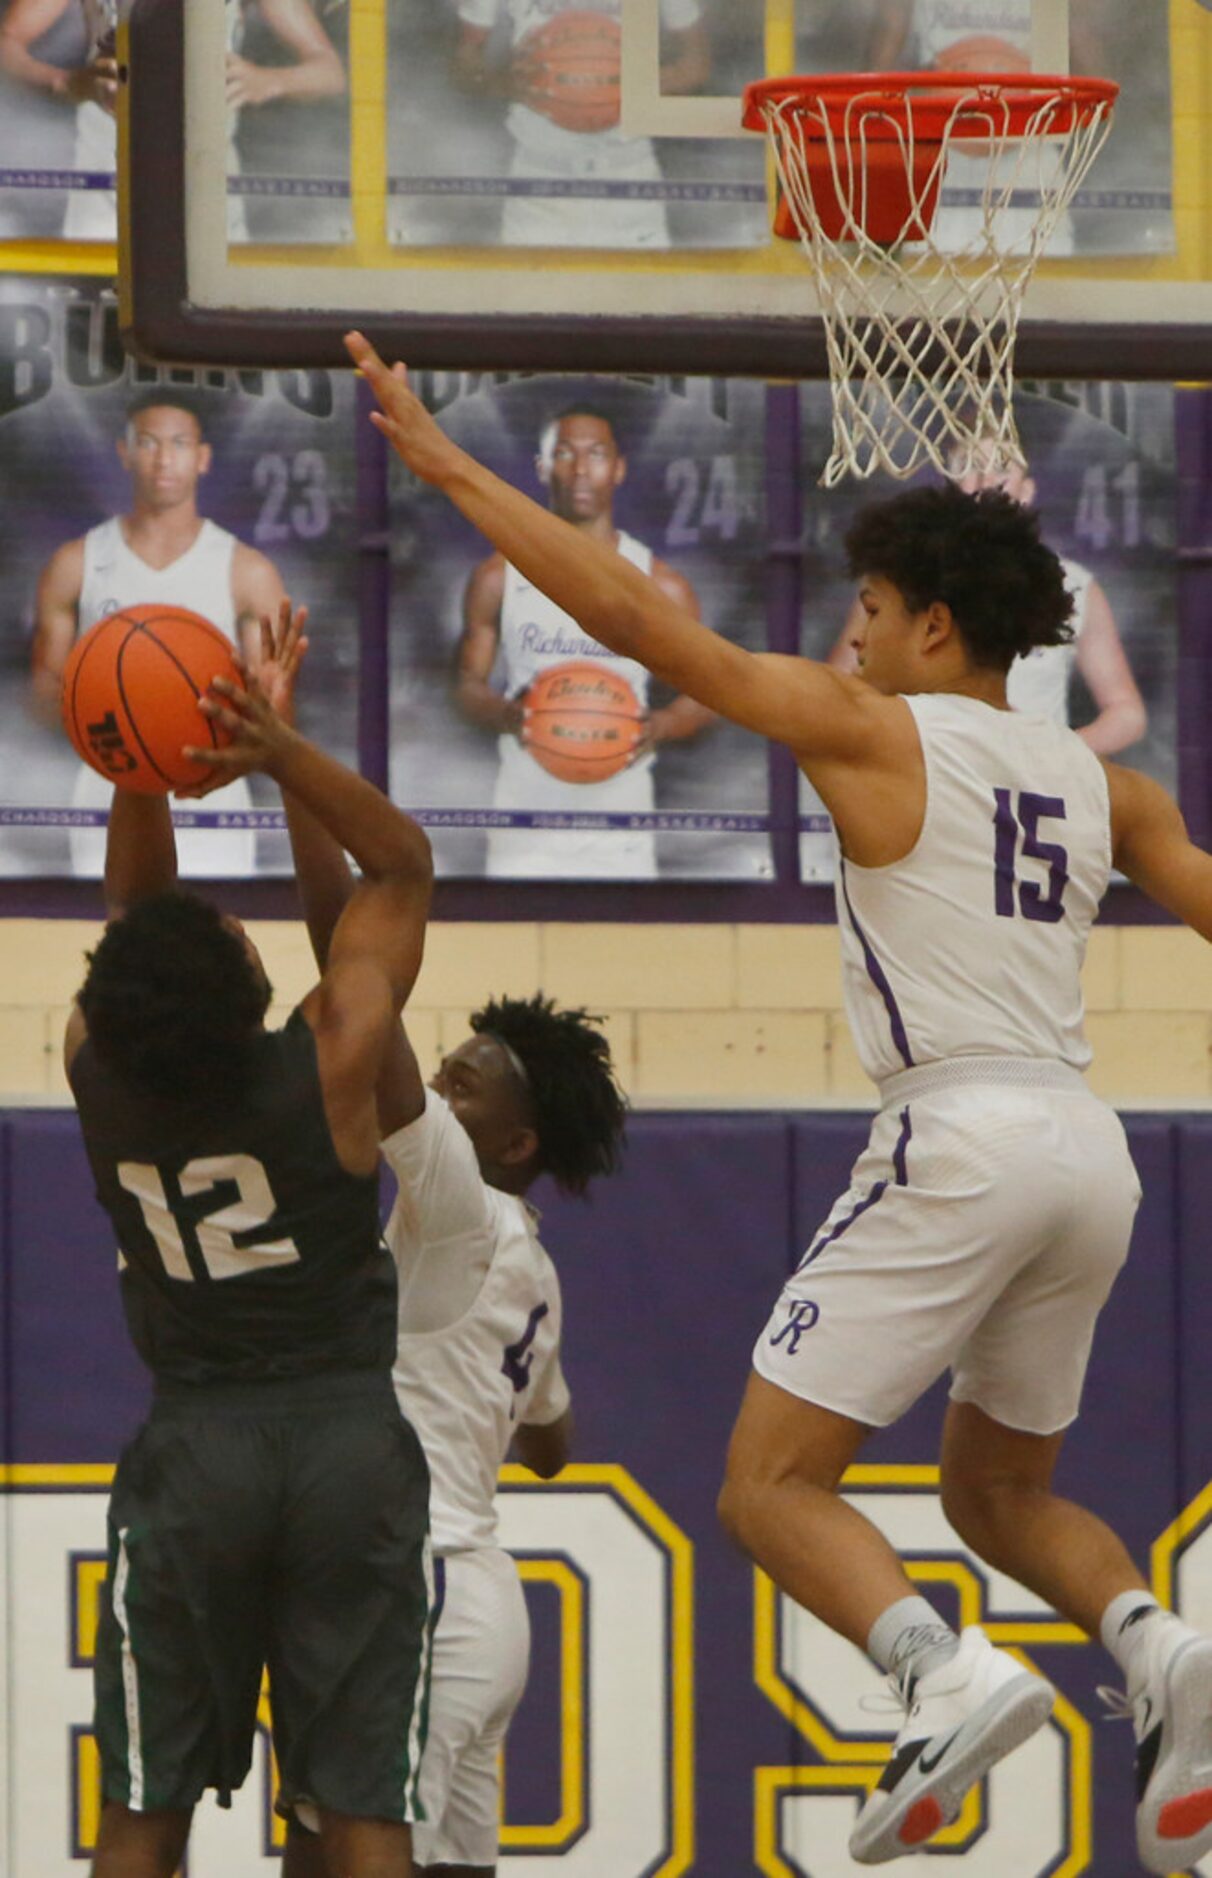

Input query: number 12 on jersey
[993,789,1069,923]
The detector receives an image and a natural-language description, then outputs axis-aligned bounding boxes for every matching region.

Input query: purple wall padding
[5,1112,149,1463]
[0,1106,1203,1873]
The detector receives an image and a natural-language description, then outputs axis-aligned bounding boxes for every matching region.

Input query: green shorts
[94,1370,433,1821]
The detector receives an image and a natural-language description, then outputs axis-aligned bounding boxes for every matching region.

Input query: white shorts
[412,1546,531,1869]
[753,1062,1142,1435]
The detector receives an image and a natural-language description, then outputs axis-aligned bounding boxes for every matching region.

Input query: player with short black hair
[351,331,1212,1874]
[78,890,271,1098]
[69,606,434,1878]
[31,390,287,879]
[467,991,625,1195]
[275,690,627,1878]
[456,402,713,878]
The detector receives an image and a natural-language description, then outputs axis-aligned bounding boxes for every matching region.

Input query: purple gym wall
[1,1105,1203,1875]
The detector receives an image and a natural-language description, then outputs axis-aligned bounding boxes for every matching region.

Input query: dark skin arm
[455,553,523,736]
[192,658,433,1175]
[513,1406,574,1479]
[255,604,427,1142]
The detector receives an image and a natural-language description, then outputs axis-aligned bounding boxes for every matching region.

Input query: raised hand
[247,598,310,725]
[344,332,464,486]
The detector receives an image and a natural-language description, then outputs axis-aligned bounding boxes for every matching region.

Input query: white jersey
[493,530,656,814]
[837,692,1110,1085]
[383,1092,570,1554]
[70,516,254,879]
[1006,557,1094,725]
[913,0,1030,66]
[68,1,245,240]
[457,0,701,162]
[78,516,240,642]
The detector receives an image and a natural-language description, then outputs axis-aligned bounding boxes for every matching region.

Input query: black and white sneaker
[850,1626,1056,1865]
[1101,1617,1212,1874]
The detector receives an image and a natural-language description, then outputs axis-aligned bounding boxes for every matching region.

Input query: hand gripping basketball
[523,661,643,784]
[512,10,622,134]
[62,604,243,795]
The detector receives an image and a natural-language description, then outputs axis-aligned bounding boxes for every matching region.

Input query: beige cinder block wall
[0,917,1207,1108]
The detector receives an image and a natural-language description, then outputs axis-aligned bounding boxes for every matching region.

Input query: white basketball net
[756,81,1116,486]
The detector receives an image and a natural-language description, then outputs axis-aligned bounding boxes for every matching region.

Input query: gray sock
[868,1595,961,1695]
[1100,1590,1166,1680]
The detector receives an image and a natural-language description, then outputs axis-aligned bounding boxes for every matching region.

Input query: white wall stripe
[112,1527,145,1811]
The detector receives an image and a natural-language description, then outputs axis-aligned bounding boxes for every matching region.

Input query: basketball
[62,604,241,795]
[515,10,622,134]
[524,661,642,784]
[934,36,1032,75]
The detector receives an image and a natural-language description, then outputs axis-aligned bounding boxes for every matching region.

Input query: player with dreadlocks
[277,683,627,1878]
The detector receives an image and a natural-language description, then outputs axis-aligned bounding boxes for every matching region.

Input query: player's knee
[940,1469,1026,1548]
[718,1465,764,1554]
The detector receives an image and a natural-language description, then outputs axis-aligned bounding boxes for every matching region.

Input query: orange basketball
[516,10,622,134]
[524,661,642,784]
[934,36,1032,74]
[62,604,241,795]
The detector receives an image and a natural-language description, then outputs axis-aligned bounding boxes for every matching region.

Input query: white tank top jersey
[77,517,239,644]
[837,692,1111,1086]
[74,0,244,194]
[456,0,701,163]
[493,529,657,811]
[1005,557,1093,725]
[383,1091,571,1555]
[914,0,1030,65]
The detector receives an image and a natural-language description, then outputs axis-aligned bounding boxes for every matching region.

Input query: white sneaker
[1102,1616,1212,1874]
[849,1626,1056,1865]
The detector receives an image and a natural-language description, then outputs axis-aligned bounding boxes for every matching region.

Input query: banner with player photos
[0,275,359,879]
[797,380,1181,883]
[386,371,772,881]
[0,0,352,247]
[386,0,767,253]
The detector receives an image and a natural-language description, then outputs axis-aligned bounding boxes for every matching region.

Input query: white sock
[868,1595,961,1694]
[1100,1590,1167,1681]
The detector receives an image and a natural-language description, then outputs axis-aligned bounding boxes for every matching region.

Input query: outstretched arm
[193,652,433,1171]
[345,334,887,767]
[259,605,428,1138]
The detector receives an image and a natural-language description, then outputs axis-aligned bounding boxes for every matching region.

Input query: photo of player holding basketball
[388,372,768,881]
[864,0,1172,255]
[29,387,287,879]
[455,402,715,878]
[0,0,348,243]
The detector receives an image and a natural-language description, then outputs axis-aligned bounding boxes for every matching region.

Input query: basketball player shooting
[350,329,1212,1872]
[456,403,714,878]
[30,389,286,880]
[66,608,434,1878]
[271,633,627,1876]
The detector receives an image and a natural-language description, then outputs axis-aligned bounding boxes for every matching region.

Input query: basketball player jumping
[457,402,713,878]
[349,329,1212,1872]
[0,0,345,241]
[451,0,710,249]
[68,611,434,1878]
[275,654,627,1873]
[31,389,286,880]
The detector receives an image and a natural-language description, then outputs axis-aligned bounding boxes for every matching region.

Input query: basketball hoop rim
[742,71,1120,141]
